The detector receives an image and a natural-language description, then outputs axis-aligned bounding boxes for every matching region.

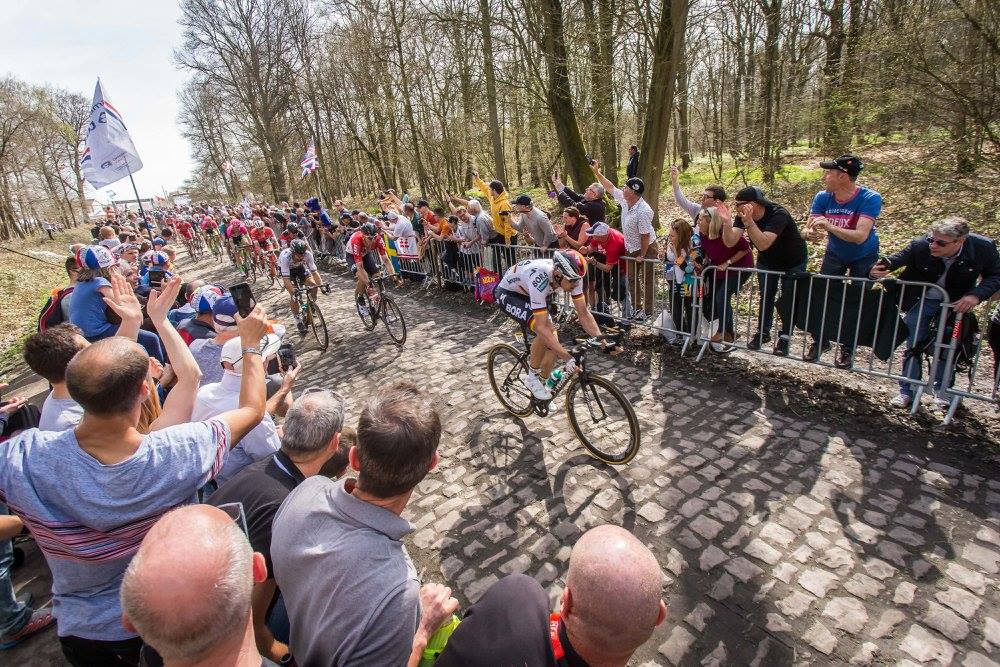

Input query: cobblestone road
[9,255,1000,666]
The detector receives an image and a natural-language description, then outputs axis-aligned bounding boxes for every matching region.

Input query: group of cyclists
[145,194,606,405]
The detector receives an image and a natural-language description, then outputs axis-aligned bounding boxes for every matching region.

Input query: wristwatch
[242,347,262,356]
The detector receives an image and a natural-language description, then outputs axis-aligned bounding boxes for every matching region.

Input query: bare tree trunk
[478,0,508,184]
[638,0,689,226]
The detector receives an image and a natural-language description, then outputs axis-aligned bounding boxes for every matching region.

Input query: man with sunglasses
[804,154,883,366]
[494,250,603,401]
[871,216,1000,409]
[670,164,727,222]
[348,222,401,317]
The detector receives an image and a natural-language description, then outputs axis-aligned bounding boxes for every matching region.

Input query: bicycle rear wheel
[381,296,407,346]
[309,301,329,350]
[356,293,378,331]
[486,343,534,418]
[565,374,640,465]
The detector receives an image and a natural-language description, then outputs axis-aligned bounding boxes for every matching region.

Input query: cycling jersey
[498,258,584,312]
[251,226,276,248]
[277,247,318,277]
[176,221,194,239]
[227,221,248,240]
[348,230,386,262]
[200,217,219,234]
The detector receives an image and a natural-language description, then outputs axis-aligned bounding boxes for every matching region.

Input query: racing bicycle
[293,282,330,351]
[253,246,279,288]
[355,272,407,346]
[486,329,640,465]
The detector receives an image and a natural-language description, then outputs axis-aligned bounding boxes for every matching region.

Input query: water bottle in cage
[545,368,565,390]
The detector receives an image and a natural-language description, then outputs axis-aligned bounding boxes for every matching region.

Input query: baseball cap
[76,245,116,269]
[220,332,283,371]
[150,251,170,267]
[340,212,352,221]
[588,222,610,237]
[624,177,645,195]
[304,197,321,212]
[819,154,863,178]
[152,237,167,247]
[734,186,771,205]
[192,285,226,314]
[512,194,532,207]
[212,296,239,331]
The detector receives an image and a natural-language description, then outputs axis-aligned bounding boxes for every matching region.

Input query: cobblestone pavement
[8,255,1000,666]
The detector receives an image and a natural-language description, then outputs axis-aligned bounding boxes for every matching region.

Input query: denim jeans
[703,271,748,335]
[756,259,807,338]
[0,504,30,637]
[900,298,950,399]
[815,252,879,349]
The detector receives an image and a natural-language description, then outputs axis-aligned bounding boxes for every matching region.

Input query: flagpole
[126,160,152,242]
[314,169,325,206]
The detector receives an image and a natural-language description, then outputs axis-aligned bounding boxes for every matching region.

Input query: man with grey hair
[552,169,607,226]
[271,381,458,666]
[435,524,666,666]
[210,388,347,664]
[120,505,268,666]
[872,216,1000,409]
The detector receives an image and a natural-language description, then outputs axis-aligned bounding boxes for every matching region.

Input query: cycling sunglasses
[926,235,961,247]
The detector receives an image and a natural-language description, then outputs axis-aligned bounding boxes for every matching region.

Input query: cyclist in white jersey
[495,250,602,400]
[278,239,322,333]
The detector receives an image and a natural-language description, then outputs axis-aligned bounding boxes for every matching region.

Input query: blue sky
[1,1,193,200]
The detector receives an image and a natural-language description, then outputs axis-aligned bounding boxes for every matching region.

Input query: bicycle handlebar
[570,332,622,357]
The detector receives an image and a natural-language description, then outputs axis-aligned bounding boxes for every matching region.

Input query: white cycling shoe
[523,372,552,401]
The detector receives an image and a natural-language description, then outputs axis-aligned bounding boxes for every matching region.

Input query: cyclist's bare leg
[283,278,301,315]
[529,337,558,379]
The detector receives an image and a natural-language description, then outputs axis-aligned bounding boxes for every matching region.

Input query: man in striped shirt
[0,305,269,666]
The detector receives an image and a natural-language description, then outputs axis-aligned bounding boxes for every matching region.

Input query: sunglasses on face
[927,235,961,247]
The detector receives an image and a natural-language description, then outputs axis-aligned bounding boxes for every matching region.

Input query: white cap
[220,333,283,371]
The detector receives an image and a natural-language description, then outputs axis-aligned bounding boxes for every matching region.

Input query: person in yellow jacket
[451,172,516,272]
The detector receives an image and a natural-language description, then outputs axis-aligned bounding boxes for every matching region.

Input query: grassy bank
[0,227,93,377]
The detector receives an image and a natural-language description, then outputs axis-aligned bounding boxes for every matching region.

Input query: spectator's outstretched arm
[472,172,494,204]
[103,272,143,341]
[590,161,615,196]
[448,191,471,207]
[148,276,202,431]
[884,240,918,272]
[266,364,299,417]
[670,165,701,219]
[218,305,269,447]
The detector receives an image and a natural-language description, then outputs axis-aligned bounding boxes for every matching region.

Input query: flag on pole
[81,78,143,189]
[301,141,318,178]
[222,160,233,174]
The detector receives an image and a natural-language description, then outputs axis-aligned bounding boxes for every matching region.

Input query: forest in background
[0,0,996,240]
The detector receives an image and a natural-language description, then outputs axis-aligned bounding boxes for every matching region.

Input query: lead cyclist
[494,250,603,401]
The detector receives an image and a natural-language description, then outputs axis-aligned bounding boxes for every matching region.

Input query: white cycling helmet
[551,250,586,282]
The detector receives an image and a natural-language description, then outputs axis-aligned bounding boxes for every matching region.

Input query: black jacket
[626,151,639,179]
[886,233,1000,309]
[556,186,607,225]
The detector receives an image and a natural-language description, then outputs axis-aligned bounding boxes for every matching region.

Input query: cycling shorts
[287,265,308,286]
[347,251,379,276]
[203,227,217,235]
[231,234,245,247]
[495,287,539,331]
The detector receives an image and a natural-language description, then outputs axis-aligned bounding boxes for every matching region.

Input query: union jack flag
[301,141,317,178]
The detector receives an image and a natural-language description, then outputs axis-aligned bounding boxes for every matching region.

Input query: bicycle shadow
[434,410,636,606]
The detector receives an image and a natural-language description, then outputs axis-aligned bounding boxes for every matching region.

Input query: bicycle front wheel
[381,296,407,346]
[309,301,329,351]
[565,374,640,465]
[486,344,534,418]
[244,255,257,282]
[356,294,377,331]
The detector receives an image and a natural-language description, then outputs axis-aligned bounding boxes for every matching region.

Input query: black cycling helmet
[290,239,308,255]
[361,222,378,238]
[552,250,586,282]
[285,222,297,233]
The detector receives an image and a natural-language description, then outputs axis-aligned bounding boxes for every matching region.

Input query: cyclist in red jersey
[348,222,401,308]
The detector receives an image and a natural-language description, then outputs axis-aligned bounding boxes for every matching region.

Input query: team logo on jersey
[532,272,549,292]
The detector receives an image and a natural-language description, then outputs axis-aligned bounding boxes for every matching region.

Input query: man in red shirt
[580,222,627,308]
[348,223,401,315]
[250,220,279,278]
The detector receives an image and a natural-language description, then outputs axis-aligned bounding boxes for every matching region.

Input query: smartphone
[875,255,889,269]
[277,343,298,370]
[585,153,595,165]
[229,282,256,318]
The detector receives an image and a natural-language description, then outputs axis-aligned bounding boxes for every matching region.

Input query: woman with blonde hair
[698,206,753,345]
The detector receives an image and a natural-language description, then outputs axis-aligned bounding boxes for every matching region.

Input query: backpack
[38,286,74,331]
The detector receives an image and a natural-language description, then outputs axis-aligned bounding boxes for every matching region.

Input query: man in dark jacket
[871,216,1000,409]
[551,170,607,225]
[626,145,639,179]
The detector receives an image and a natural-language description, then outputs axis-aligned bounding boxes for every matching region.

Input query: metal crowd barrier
[939,299,1000,424]
[312,235,1000,421]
